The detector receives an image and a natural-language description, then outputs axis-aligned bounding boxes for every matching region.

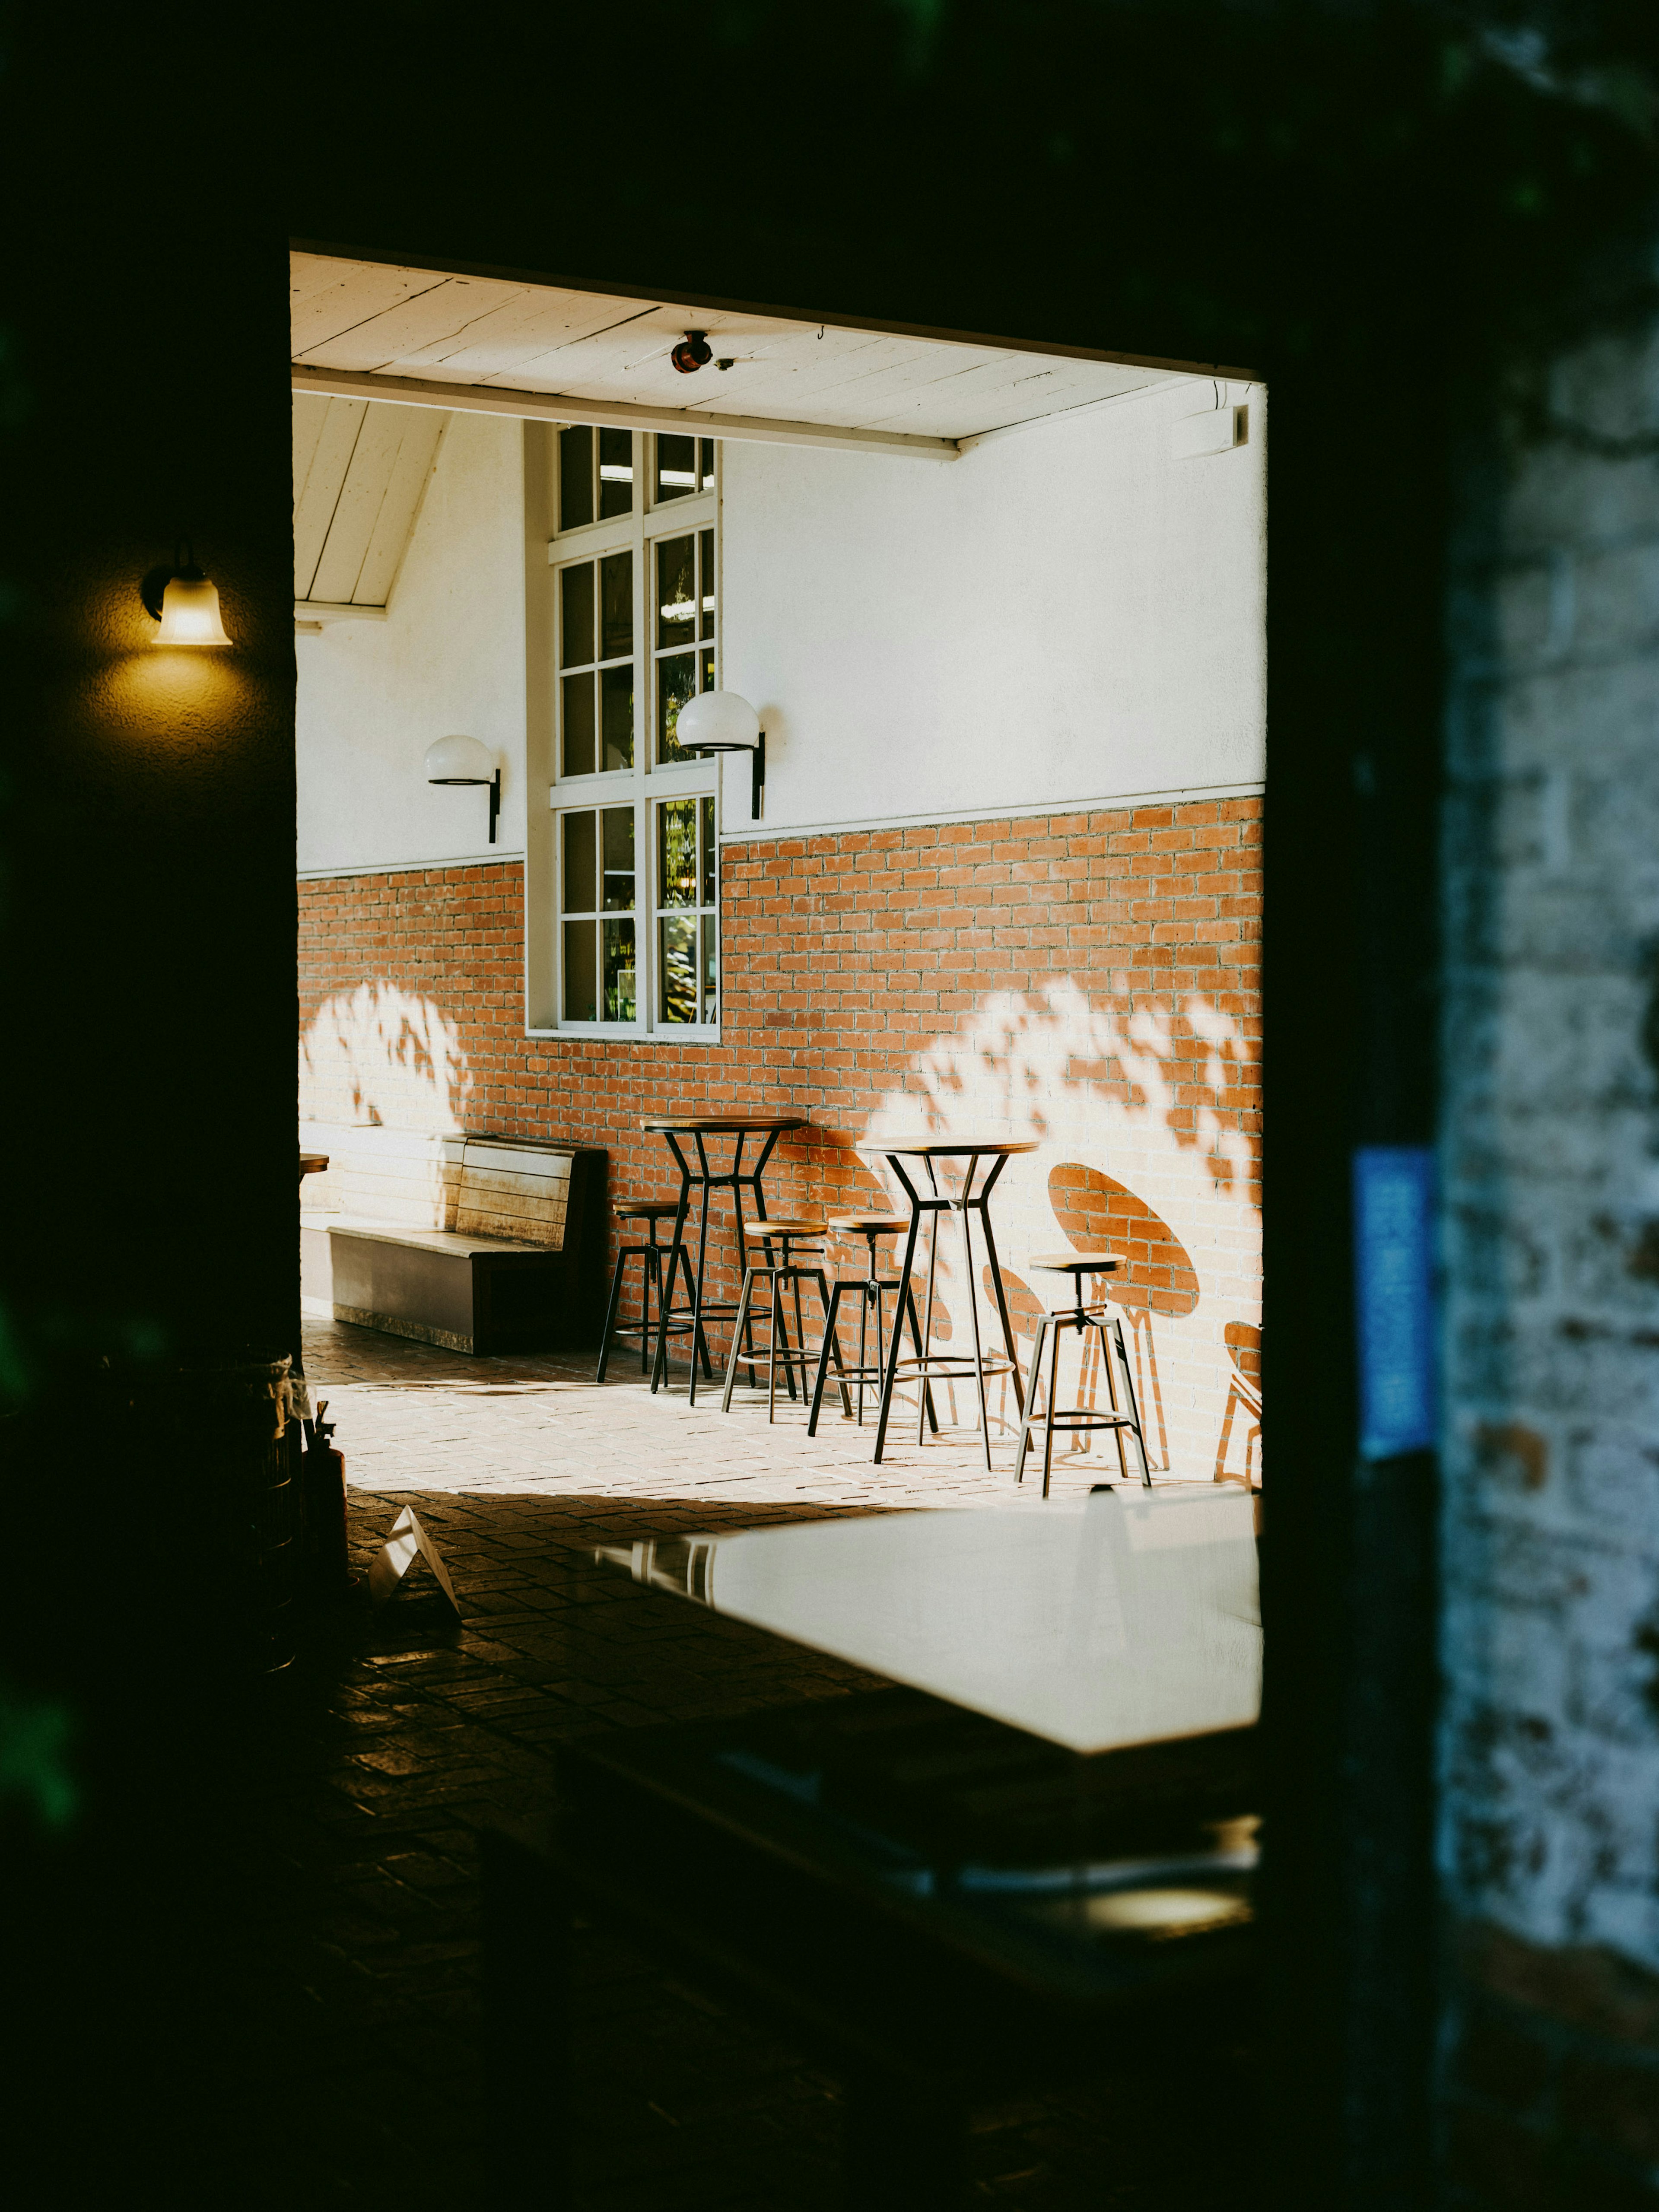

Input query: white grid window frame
[548,430,721,1040]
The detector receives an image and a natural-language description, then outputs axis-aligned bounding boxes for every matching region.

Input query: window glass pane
[656,535,695,648]
[699,646,715,695]
[559,426,593,531]
[598,428,633,519]
[561,672,595,776]
[601,806,635,909]
[602,918,636,1021]
[700,795,715,907]
[563,810,596,913]
[699,439,716,494]
[560,562,594,668]
[659,916,697,1024]
[563,919,597,1021]
[600,664,634,770]
[700,914,717,1023]
[657,652,696,762]
[600,550,632,661]
[659,798,698,907]
[699,528,715,641]
[656,432,696,502]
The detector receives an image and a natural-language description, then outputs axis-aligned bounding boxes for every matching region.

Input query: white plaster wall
[296,410,527,873]
[719,381,1265,834]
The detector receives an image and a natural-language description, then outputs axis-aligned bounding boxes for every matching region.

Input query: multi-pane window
[560,806,636,1023]
[559,552,633,775]
[655,528,716,763]
[657,796,717,1025]
[549,430,720,1035]
[559,425,636,529]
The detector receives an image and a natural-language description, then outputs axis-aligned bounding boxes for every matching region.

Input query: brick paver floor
[171,1319,1258,2210]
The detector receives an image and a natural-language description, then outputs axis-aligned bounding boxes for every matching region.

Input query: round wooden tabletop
[642,1116,807,1134]
[857,1138,1040,1158]
[299,1153,330,1178]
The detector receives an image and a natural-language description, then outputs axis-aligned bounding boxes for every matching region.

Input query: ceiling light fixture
[675,690,766,819]
[140,540,233,646]
[670,331,713,375]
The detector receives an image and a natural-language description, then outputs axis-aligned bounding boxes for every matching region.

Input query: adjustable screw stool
[721,1220,851,1423]
[807,1216,940,1435]
[1015,1252,1151,1496]
[596,1201,711,1385]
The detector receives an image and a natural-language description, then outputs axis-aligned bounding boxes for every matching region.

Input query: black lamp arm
[489,770,500,845]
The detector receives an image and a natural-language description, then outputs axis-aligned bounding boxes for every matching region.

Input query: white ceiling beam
[290,363,961,461]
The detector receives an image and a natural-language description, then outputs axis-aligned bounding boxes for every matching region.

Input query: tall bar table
[644,1115,806,1403]
[861,1139,1036,1469]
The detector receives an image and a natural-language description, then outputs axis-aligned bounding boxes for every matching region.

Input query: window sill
[524,1024,723,1046]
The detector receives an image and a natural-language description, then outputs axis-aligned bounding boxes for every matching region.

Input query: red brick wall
[299,797,1262,1471]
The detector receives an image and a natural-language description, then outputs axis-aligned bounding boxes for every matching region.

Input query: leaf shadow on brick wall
[299,984,473,1133]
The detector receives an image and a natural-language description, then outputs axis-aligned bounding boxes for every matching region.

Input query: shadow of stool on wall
[1214,1321,1262,1488]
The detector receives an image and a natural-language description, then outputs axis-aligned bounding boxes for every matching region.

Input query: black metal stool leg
[595,1244,632,1384]
[1040,1311,1065,1498]
[639,1242,659,1374]
[678,1244,713,1379]
[721,1269,760,1412]
[812,1268,853,1418]
[1015,1316,1051,1484]
[1113,1315,1153,1484]
[768,1271,784,1421]
[808,1282,849,1436]
[903,1286,941,1435]
[956,1201,995,1473]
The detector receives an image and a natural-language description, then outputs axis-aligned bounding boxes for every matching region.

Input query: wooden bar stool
[807,1216,941,1435]
[721,1220,851,1423]
[596,1201,711,1385]
[1015,1252,1151,1496]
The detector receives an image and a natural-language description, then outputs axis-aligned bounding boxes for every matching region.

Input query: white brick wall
[1440,321,1659,1973]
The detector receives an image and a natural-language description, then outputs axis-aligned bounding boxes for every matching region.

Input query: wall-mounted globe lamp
[424,734,500,843]
[140,541,232,645]
[675,691,765,819]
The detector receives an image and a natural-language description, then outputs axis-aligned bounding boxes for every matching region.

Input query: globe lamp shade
[424,734,501,843]
[155,571,232,646]
[424,734,496,785]
[675,690,766,820]
[675,691,760,753]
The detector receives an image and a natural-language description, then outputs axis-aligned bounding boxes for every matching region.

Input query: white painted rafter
[291,362,962,461]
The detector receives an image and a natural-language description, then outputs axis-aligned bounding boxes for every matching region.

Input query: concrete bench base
[324,1222,577,1356]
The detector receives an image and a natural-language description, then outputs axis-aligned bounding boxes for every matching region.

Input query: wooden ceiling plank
[292,397,368,599]
[309,404,409,605]
[353,410,449,606]
[291,390,330,498]
[294,275,537,372]
[397,288,659,376]
[290,264,457,356]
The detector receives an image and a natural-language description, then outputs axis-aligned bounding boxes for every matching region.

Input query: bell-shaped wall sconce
[675,691,765,818]
[140,542,233,645]
[424,734,500,843]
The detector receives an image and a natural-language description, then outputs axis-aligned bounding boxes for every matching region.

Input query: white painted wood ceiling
[292,392,446,610]
[291,251,1198,460]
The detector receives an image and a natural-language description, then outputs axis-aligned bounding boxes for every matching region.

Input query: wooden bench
[300,1126,607,1354]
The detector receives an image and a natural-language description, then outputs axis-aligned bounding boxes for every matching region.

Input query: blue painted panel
[1352,1146,1437,1461]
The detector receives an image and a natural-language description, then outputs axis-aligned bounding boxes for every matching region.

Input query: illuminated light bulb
[155,568,232,646]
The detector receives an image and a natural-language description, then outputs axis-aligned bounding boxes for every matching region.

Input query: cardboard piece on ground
[368,1506,459,1614]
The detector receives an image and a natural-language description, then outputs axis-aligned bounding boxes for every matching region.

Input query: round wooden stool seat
[743,1217,822,1241]
[614,1198,682,1221]
[827,1214,910,1236]
[1029,1249,1123,1274]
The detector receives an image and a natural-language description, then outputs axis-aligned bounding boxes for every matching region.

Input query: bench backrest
[301,1122,585,1248]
